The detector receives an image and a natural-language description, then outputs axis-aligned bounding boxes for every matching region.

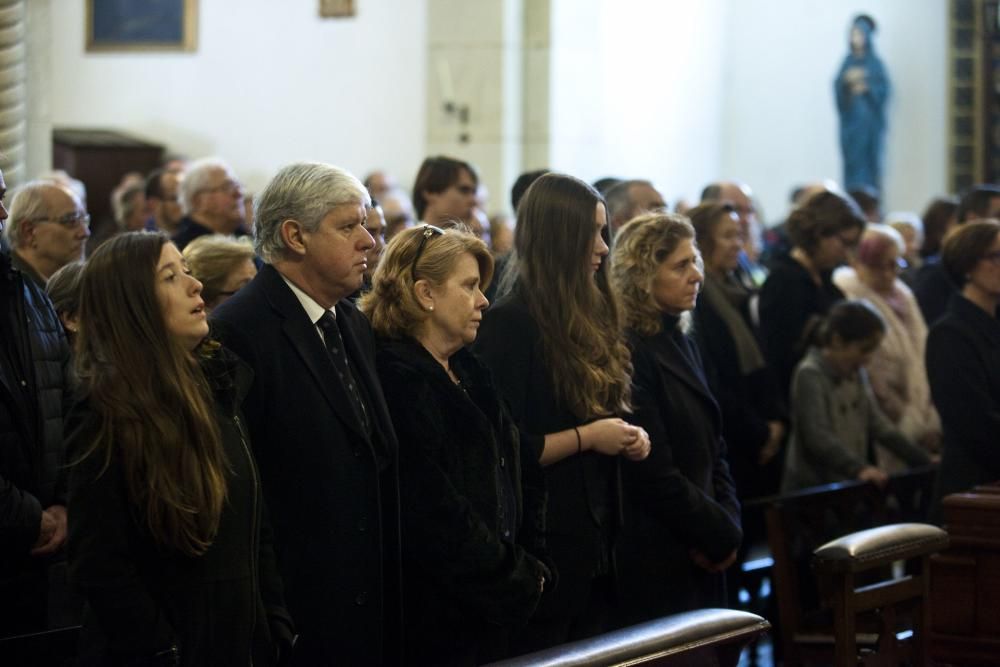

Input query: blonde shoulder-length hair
[359,224,494,339]
[611,211,698,337]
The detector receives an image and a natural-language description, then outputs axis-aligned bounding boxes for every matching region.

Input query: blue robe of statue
[835,20,889,192]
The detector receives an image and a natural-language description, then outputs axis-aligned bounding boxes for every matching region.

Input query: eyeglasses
[411,224,445,281]
[874,257,908,273]
[29,211,90,228]
[204,180,242,195]
[981,251,1000,266]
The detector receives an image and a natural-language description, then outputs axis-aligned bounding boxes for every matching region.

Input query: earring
[429,305,435,311]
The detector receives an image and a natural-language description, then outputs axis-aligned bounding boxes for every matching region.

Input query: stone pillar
[0,0,26,186]
[426,0,551,218]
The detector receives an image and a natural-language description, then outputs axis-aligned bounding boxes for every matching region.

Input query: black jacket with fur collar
[375,338,551,665]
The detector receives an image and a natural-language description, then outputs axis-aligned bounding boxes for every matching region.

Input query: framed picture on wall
[319,0,356,18]
[86,0,198,52]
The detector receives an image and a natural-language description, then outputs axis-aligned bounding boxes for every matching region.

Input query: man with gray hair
[4,180,90,287]
[604,179,666,235]
[210,162,400,666]
[172,157,247,250]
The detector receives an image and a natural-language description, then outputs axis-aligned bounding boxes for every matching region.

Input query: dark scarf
[701,272,765,376]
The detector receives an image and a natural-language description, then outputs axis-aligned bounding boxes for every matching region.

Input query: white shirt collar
[280,273,335,324]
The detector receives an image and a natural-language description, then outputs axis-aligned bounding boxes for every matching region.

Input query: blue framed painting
[86,0,198,52]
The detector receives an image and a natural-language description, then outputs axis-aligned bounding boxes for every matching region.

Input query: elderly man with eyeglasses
[3,179,91,287]
[171,156,248,251]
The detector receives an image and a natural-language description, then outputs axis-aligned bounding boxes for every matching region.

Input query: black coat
[615,319,742,625]
[473,288,619,645]
[913,259,955,327]
[170,216,250,252]
[759,255,845,397]
[0,254,70,560]
[694,292,785,500]
[210,264,401,666]
[66,347,292,666]
[376,339,550,665]
[0,253,70,635]
[926,293,1000,521]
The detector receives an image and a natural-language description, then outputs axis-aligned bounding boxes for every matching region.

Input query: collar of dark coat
[948,292,1000,346]
[376,337,501,424]
[257,264,371,435]
[641,321,720,416]
[256,265,392,453]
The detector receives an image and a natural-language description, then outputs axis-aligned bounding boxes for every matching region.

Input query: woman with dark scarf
[835,13,890,191]
[609,211,741,626]
[689,202,786,500]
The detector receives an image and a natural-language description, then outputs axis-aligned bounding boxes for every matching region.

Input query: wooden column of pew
[930,483,1000,665]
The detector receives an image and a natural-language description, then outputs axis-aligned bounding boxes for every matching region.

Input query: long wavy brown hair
[75,232,228,557]
[508,173,631,418]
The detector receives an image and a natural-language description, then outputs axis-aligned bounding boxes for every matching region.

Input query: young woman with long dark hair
[474,173,649,652]
[67,232,292,666]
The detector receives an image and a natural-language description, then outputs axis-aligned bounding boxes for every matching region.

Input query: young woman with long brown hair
[66,232,292,666]
[474,173,650,653]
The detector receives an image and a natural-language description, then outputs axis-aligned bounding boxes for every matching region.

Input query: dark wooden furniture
[813,523,948,667]
[762,466,938,666]
[52,128,164,225]
[485,608,770,667]
[930,484,1000,664]
[0,626,79,667]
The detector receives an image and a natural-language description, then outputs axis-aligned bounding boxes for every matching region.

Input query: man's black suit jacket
[211,264,401,666]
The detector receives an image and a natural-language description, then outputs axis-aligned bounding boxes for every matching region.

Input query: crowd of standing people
[0,151,997,665]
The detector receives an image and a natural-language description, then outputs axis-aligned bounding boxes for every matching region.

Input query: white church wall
[720,0,949,224]
[45,0,429,195]
[548,0,948,223]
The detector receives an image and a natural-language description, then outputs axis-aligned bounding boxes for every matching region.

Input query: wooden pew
[0,625,79,667]
[485,608,770,667]
[761,465,937,665]
[930,484,1000,665]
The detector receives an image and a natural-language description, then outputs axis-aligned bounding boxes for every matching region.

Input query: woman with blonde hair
[66,232,292,666]
[182,234,257,312]
[610,211,742,625]
[361,224,550,665]
[474,173,649,652]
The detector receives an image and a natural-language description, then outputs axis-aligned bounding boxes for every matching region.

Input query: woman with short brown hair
[362,224,551,665]
[927,220,1000,521]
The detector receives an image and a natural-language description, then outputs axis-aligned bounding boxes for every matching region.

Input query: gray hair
[113,183,146,228]
[180,157,234,214]
[253,162,370,263]
[5,180,75,248]
[605,179,653,223]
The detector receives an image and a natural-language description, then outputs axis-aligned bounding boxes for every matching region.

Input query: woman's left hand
[622,428,651,461]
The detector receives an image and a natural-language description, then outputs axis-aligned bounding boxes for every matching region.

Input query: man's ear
[279,219,307,256]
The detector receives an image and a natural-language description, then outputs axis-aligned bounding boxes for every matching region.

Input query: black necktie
[318,311,370,433]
